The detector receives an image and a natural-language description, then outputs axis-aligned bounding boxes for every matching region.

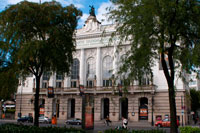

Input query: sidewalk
[94,120,152,127]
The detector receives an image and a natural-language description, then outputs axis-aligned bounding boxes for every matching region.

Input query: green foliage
[0,64,18,100]
[0,1,82,76]
[109,0,200,132]
[0,0,82,126]
[104,129,165,133]
[109,0,200,80]
[180,126,200,133]
[190,89,200,112]
[0,124,85,133]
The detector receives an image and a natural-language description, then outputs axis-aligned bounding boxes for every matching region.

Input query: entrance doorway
[139,97,148,120]
[67,99,75,118]
[119,98,128,119]
[101,98,110,119]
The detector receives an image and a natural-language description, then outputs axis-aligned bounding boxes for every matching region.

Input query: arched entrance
[101,98,110,119]
[139,97,148,120]
[119,98,128,119]
[67,99,75,118]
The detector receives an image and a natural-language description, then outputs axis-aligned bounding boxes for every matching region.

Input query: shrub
[180,126,200,133]
[104,129,165,133]
[0,124,85,133]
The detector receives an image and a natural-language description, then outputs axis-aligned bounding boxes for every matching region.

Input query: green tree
[0,1,82,126]
[190,89,200,114]
[0,65,18,100]
[109,0,200,132]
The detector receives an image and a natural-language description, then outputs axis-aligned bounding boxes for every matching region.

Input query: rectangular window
[87,80,94,88]
[42,82,47,88]
[139,78,150,85]
[71,81,77,88]
[56,82,62,88]
[103,80,112,87]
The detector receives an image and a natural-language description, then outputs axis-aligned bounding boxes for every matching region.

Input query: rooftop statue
[89,5,95,16]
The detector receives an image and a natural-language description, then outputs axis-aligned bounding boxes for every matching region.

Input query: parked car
[155,118,179,127]
[39,116,51,123]
[65,118,81,125]
[17,115,33,123]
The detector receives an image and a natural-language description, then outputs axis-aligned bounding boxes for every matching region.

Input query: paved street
[0,119,173,132]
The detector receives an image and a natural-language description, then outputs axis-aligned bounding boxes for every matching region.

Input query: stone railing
[33,85,156,95]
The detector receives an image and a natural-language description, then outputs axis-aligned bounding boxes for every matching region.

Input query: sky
[0,0,113,28]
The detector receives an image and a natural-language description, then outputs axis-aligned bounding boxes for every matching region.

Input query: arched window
[71,59,80,88]
[103,56,113,87]
[86,57,96,87]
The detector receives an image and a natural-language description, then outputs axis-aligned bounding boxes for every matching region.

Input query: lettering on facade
[76,37,114,48]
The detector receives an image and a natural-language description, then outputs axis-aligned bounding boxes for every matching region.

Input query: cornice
[75,31,113,40]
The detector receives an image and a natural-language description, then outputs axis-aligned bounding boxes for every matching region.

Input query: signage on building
[47,87,54,98]
[40,107,45,115]
[139,105,148,120]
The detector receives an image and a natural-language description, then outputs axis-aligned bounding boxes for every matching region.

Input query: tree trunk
[161,48,178,133]
[34,76,40,127]
[168,82,178,133]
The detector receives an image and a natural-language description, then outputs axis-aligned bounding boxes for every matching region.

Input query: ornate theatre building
[15,10,191,125]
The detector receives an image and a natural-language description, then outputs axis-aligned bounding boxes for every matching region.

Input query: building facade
[15,12,191,125]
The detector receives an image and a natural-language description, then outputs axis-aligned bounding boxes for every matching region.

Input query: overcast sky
[0,0,113,28]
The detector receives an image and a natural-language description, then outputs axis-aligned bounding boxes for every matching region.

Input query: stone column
[96,47,101,87]
[80,49,85,85]
[113,45,119,84]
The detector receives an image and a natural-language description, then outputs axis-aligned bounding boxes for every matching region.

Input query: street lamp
[151,96,154,126]
[181,95,184,126]
[19,80,23,118]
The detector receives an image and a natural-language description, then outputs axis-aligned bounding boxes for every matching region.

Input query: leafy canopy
[0,1,82,77]
[109,0,200,79]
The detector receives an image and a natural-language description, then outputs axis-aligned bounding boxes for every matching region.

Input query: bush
[0,124,85,133]
[104,129,166,133]
[180,126,200,133]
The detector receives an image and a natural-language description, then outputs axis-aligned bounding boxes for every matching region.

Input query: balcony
[33,85,156,95]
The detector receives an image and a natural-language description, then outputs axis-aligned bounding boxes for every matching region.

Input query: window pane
[103,56,113,79]
[71,59,80,80]
[86,57,96,79]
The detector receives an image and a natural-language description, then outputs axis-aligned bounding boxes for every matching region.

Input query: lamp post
[151,96,154,126]
[19,81,23,118]
[181,95,184,126]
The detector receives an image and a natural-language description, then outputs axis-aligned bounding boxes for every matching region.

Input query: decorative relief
[102,47,114,59]
[85,48,97,60]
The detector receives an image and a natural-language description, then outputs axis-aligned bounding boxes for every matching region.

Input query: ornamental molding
[102,47,114,60]
[85,48,97,61]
